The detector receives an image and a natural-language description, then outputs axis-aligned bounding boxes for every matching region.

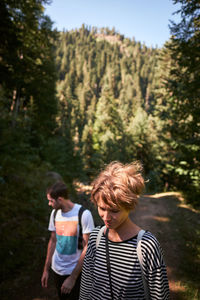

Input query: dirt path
[7,192,199,300]
[130,192,200,300]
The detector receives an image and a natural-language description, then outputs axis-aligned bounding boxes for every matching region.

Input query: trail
[130,192,200,300]
[5,192,199,300]
[130,193,182,299]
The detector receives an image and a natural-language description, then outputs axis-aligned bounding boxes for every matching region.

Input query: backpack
[53,205,86,250]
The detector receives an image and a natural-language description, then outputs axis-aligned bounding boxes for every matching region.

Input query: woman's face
[97,197,130,230]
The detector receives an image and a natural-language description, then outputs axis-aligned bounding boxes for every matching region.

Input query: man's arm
[60,233,90,295]
[41,231,56,288]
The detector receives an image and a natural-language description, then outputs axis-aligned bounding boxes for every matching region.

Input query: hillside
[1,3,199,298]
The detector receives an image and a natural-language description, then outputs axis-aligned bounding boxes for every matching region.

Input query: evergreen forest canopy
[0,0,199,287]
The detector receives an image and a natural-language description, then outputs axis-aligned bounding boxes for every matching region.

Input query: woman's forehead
[97,197,118,208]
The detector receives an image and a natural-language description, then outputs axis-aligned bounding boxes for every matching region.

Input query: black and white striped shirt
[80,227,169,299]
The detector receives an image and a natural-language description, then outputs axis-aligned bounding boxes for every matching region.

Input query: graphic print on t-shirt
[55,220,78,255]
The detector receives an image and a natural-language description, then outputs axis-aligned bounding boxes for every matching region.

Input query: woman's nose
[104,210,111,220]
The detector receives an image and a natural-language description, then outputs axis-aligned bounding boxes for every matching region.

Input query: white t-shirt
[48,203,94,275]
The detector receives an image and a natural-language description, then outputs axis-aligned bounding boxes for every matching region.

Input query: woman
[79,161,169,300]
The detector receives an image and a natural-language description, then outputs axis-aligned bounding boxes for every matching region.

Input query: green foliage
[155,0,200,207]
[0,129,52,280]
[0,0,62,287]
[0,0,58,134]
[169,196,200,298]
[92,94,125,165]
[54,26,160,178]
[1,0,200,293]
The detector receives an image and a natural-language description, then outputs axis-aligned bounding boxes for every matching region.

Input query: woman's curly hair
[91,161,145,211]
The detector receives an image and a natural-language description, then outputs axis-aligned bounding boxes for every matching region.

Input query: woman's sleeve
[79,231,96,299]
[143,234,170,300]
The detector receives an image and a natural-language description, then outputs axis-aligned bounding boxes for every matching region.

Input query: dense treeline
[0,0,199,292]
[0,0,59,287]
[54,25,161,181]
[157,0,200,204]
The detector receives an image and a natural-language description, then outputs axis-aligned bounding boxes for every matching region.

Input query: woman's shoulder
[87,226,105,249]
[143,230,158,240]
[90,225,104,235]
[141,230,164,259]
[89,226,105,241]
[142,230,160,246]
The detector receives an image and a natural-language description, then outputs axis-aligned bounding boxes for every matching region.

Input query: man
[41,181,94,299]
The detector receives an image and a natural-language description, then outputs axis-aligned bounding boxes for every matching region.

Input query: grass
[167,193,200,299]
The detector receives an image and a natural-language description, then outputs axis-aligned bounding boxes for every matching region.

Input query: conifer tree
[157,0,200,205]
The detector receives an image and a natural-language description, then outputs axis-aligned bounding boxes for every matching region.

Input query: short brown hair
[47,181,68,200]
[91,161,145,210]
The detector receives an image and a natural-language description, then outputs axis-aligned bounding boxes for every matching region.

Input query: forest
[0,0,199,298]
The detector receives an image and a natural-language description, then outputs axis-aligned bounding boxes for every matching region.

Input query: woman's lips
[105,221,112,227]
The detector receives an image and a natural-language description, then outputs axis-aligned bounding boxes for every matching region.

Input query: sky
[44,0,181,48]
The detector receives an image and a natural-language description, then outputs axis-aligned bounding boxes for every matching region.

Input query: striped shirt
[80,227,169,299]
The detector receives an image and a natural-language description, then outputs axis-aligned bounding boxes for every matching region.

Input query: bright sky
[44,0,181,48]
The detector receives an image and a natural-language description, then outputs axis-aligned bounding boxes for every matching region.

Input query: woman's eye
[99,207,106,211]
[98,207,119,213]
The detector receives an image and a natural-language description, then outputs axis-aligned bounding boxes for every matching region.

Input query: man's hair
[47,181,68,200]
[91,161,145,211]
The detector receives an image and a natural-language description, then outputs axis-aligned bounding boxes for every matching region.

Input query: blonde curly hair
[91,161,145,211]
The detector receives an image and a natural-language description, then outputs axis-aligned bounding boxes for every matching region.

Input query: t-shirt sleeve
[79,229,97,299]
[81,209,95,234]
[48,209,56,232]
[142,233,170,299]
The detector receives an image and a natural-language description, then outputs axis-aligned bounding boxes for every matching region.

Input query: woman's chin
[105,222,114,229]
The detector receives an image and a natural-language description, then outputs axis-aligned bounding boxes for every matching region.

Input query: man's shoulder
[74,203,83,211]
[74,203,92,214]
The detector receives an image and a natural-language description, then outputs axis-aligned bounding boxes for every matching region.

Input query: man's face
[47,193,60,209]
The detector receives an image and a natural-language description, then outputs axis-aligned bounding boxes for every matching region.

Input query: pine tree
[157,0,200,205]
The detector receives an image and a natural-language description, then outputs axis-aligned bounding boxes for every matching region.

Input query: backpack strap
[96,225,106,248]
[137,229,150,300]
[105,228,114,299]
[53,209,59,226]
[78,205,86,249]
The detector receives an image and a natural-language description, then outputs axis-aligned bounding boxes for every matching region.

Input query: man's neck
[61,199,75,213]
